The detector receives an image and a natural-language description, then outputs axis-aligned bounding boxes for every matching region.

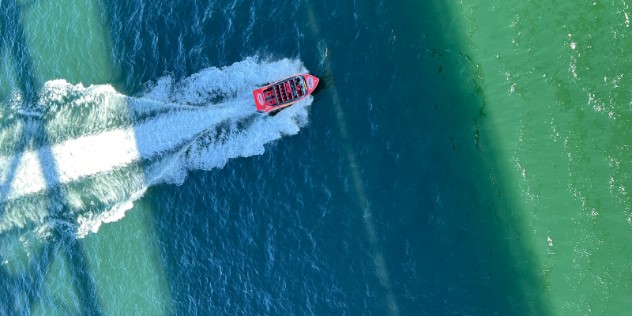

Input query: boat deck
[262,77,306,107]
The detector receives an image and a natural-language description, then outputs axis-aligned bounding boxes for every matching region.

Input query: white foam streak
[1,129,140,199]
[0,57,311,238]
[2,104,247,200]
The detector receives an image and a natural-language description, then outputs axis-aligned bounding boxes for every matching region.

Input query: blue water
[0,0,554,315]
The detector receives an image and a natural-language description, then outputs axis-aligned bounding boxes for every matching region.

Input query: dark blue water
[0,0,548,314]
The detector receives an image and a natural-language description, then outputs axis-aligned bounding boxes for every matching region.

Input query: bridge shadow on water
[103,0,552,315]
[349,1,553,314]
[0,0,551,314]
[100,0,552,315]
[0,0,103,315]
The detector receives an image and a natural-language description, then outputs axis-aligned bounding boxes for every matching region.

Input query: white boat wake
[0,57,312,238]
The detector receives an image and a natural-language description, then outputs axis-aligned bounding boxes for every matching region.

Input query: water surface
[0,0,630,315]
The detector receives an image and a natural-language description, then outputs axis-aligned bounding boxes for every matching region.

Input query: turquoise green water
[0,0,630,314]
[448,1,632,313]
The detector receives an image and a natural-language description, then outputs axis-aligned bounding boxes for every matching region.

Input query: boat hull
[253,74,319,113]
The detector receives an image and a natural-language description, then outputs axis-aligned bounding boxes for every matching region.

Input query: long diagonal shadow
[0,0,36,210]
[0,1,103,314]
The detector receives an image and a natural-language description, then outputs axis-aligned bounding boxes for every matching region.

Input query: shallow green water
[448,0,632,314]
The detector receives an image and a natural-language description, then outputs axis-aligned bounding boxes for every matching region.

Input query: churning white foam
[0,57,313,238]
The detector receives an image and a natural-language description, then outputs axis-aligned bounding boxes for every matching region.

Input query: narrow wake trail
[0,57,313,238]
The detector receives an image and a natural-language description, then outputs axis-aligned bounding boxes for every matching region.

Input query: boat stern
[253,88,266,112]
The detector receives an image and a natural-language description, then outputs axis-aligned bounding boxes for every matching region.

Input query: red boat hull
[253,74,319,113]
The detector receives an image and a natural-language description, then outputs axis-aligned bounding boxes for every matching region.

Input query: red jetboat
[253,74,319,113]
